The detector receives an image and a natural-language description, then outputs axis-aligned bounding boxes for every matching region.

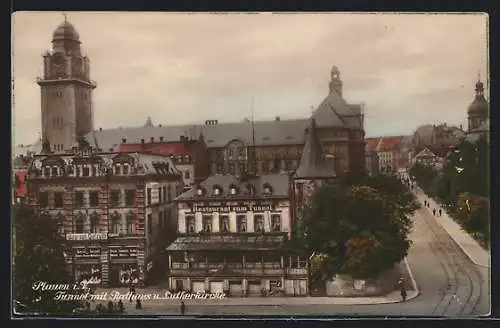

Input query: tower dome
[467,78,488,115]
[52,19,80,43]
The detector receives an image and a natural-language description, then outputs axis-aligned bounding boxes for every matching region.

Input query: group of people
[423,199,443,217]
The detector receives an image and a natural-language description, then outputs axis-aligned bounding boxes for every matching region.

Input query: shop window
[39,192,49,208]
[271,214,281,232]
[126,211,135,234]
[90,212,99,233]
[254,215,264,233]
[202,216,212,233]
[220,215,230,233]
[125,190,135,206]
[75,191,85,208]
[186,216,195,233]
[111,212,121,234]
[74,214,85,233]
[54,192,64,208]
[110,190,120,207]
[82,165,90,177]
[237,215,247,232]
[89,191,99,207]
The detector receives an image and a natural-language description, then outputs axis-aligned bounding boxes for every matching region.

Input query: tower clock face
[53,54,65,67]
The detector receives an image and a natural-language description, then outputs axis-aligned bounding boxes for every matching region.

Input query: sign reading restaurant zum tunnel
[66,232,108,241]
[186,200,288,213]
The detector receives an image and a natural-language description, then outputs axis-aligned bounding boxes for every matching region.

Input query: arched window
[74,212,85,233]
[90,212,99,233]
[110,211,121,234]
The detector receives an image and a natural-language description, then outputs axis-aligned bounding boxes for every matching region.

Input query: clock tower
[37,15,97,153]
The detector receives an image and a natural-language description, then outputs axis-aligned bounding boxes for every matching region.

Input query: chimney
[99,128,102,131]
[275,116,280,121]
[159,136,164,142]
[150,137,154,143]
[122,138,127,144]
[141,138,145,144]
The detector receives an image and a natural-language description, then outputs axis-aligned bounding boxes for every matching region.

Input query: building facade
[37,18,97,153]
[167,174,308,297]
[88,66,366,178]
[25,145,183,286]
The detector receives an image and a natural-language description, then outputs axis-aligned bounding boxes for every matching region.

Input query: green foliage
[13,204,82,315]
[310,253,336,283]
[294,174,418,280]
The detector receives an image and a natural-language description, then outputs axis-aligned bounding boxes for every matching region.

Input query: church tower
[329,66,343,96]
[467,75,489,132]
[37,14,96,153]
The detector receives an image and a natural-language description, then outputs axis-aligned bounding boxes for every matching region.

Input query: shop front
[109,246,140,286]
[72,246,103,285]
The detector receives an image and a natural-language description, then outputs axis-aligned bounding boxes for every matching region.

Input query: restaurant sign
[187,200,276,213]
[66,232,108,241]
[109,246,138,258]
[74,247,101,259]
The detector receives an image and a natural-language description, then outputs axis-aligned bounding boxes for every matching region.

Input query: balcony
[169,262,306,276]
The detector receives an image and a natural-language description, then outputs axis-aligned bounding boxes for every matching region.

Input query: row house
[26,145,183,287]
[167,173,309,297]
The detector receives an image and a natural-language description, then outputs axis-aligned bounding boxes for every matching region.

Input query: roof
[469,119,490,133]
[118,142,191,157]
[166,234,288,251]
[312,91,362,129]
[176,173,290,200]
[14,169,28,197]
[295,119,336,179]
[365,138,380,152]
[376,136,402,152]
[52,20,80,42]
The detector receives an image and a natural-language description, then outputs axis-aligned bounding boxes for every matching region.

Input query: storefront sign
[109,247,137,258]
[187,200,276,213]
[74,247,101,259]
[66,232,108,241]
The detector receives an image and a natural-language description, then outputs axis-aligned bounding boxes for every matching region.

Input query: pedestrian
[439,208,442,217]
[107,300,114,313]
[400,284,407,302]
[180,301,186,315]
[129,284,136,303]
[136,299,142,309]
[117,300,124,313]
[424,200,427,207]
[433,208,436,216]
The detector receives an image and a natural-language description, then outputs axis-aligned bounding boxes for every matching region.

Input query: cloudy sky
[12,12,488,145]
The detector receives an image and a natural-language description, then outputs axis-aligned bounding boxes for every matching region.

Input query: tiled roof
[365,138,380,151]
[376,136,402,152]
[118,142,191,157]
[166,234,287,251]
[14,169,28,197]
[295,119,336,179]
[176,173,290,200]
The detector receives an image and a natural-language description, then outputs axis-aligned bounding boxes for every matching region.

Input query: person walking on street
[401,284,407,302]
[129,283,136,303]
[180,301,186,315]
[433,208,436,216]
[439,208,442,217]
[117,300,124,313]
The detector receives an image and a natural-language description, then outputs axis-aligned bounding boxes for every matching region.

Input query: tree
[294,175,418,280]
[13,204,82,314]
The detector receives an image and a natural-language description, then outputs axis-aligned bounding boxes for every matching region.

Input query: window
[271,214,281,232]
[203,215,212,233]
[185,170,190,179]
[74,213,85,233]
[91,165,97,177]
[44,166,51,177]
[54,192,64,208]
[89,191,99,207]
[123,164,129,175]
[110,190,120,207]
[262,161,269,173]
[74,191,84,208]
[285,160,293,171]
[220,215,230,233]
[82,165,90,177]
[228,163,235,174]
[39,192,49,208]
[90,212,99,233]
[114,164,121,175]
[238,162,246,174]
[216,163,224,174]
[125,190,135,206]
[111,212,121,234]
[273,159,281,171]
[254,215,264,233]
[166,186,171,203]
[186,216,195,233]
[237,215,247,232]
[75,165,81,177]
[263,183,272,195]
[146,188,152,206]
[158,188,162,204]
[147,214,152,235]
[126,211,134,234]
[51,166,58,177]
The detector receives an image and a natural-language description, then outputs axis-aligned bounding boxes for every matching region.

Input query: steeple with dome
[37,13,97,154]
[467,74,489,132]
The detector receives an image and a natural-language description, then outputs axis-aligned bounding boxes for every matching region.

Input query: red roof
[365,138,380,151]
[378,136,402,152]
[118,142,190,157]
[14,169,28,198]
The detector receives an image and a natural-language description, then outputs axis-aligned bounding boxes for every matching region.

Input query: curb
[404,257,420,301]
[415,189,490,268]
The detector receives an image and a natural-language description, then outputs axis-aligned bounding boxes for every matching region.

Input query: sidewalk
[413,187,490,268]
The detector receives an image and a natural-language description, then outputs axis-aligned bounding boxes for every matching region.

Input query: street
[94,188,490,317]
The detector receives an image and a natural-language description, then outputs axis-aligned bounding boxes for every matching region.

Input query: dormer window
[246,183,256,195]
[213,185,223,196]
[230,186,237,195]
[196,187,205,196]
[263,183,273,195]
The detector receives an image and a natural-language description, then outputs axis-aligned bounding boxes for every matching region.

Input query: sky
[12,12,488,145]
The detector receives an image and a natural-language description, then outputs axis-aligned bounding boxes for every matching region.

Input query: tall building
[88,66,366,177]
[37,17,97,153]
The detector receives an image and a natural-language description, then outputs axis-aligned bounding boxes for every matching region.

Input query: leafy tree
[13,204,82,315]
[294,175,418,280]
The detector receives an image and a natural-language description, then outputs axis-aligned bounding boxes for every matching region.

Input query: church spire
[295,118,336,179]
[329,66,343,96]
